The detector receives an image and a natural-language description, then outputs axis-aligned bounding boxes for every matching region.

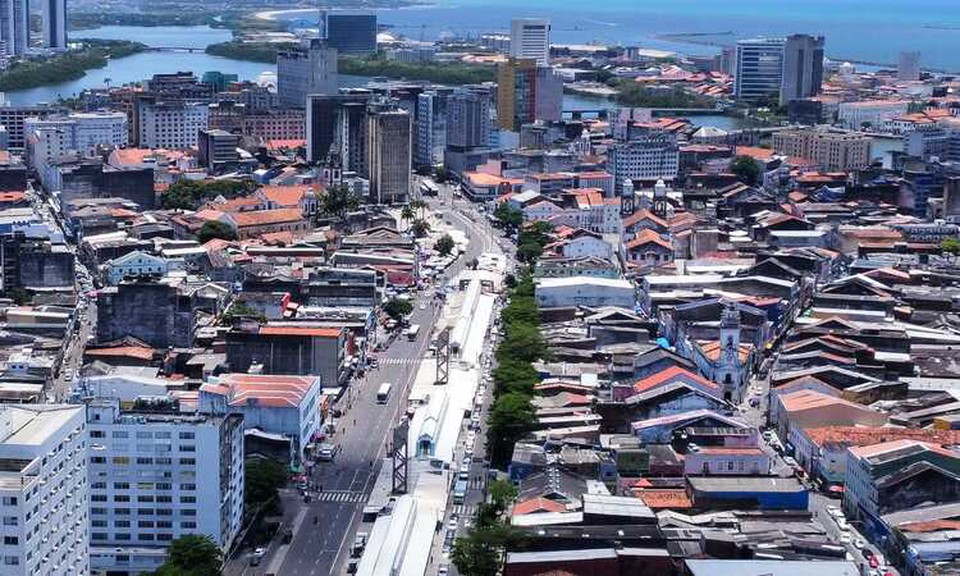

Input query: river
[4,25,752,130]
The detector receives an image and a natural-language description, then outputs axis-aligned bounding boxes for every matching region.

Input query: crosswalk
[314,491,367,503]
[376,358,423,366]
[451,504,475,517]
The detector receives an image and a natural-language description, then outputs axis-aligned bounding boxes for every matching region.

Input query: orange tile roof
[625,229,673,251]
[634,489,693,509]
[779,389,875,413]
[898,520,960,533]
[623,209,668,230]
[848,439,957,459]
[512,497,567,516]
[697,340,751,363]
[259,326,342,338]
[85,346,155,361]
[634,366,719,394]
[201,373,319,409]
[735,146,776,161]
[213,195,263,213]
[230,208,304,228]
[266,139,306,149]
[260,231,295,245]
[804,426,960,449]
[0,191,25,202]
[261,184,312,208]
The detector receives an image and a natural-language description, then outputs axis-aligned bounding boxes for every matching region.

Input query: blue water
[321,0,960,70]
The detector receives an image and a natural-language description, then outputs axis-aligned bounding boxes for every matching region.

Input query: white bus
[376,383,392,404]
[405,324,421,341]
[419,180,439,196]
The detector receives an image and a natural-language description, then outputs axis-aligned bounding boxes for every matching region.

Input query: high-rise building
[510,18,551,65]
[0,0,28,56]
[25,112,128,152]
[41,0,66,49]
[446,86,492,149]
[497,58,562,131]
[609,132,680,193]
[898,51,921,82]
[86,398,245,575]
[277,39,339,109]
[366,104,411,204]
[306,92,372,169]
[734,37,785,103]
[781,34,825,104]
[138,100,209,149]
[323,11,377,55]
[0,404,88,576]
[198,128,240,173]
[414,89,451,169]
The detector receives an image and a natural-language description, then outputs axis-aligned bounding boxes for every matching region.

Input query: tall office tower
[366,104,412,204]
[510,18,551,65]
[0,405,88,576]
[446,85,492,152]
[898,51,921,81]
[277,38,339,109]
[734,37,786,103]
[497,58,562,131]
[415,89,452,169]
[323,11,377,55]
[0,0,28,56]
[86,398,245,574]
[306,92,372,169]
[781,34,825,104]
[42,0,66,49]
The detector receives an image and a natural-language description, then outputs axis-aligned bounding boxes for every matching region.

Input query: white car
[839,533,852,544]
[827,505,841,517]
[854,538,865,549]
[419,303,427,310]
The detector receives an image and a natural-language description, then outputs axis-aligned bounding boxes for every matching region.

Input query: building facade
[86,399,244,575]
[510,18,551,65]
[138,101,209,149]
[0,0,28,56]
[277,39,339,109]
[781,34,824,104]
[41,0,66,49]
[770,128,870,171]
[609,132,680,192]
[734,38,785,103]
[497,59,562,131]
[366,107,412,204]
[323,12,377,55]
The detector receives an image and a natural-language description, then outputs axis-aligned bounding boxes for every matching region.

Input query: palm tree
[400,205,415,228]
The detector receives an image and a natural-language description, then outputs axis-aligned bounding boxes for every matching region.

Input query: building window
[3,556,19,566]
[1,497,16,506]
[3,536,17,545]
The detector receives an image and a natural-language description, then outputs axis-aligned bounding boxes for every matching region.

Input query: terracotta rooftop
[512,497,567,516]
[634,489,693,509]
[201,374,319,409]
[625,229,673,251]
[85,346,155,361]
[258,326,342,338]
[804,426,960,449]
[634,366,719,394]
[261,184,313,208]
[230,208,304,227]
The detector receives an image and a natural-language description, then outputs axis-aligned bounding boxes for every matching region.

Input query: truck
[405,324,421,341]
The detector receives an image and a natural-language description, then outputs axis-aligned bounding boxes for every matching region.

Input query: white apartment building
[609,133,680,193]
[138,101,209,149]
[86,399,244,575]
[837,100,909,131]
[0,405,88,576]
[25,112,127,153]
[510,18,551,65]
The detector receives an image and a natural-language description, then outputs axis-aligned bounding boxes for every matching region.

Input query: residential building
[774,389,888,439]
[0,405,87,576]
[510,18,551,65]
[25,113,128,165]
[225,325,348,388]
[497,58,563,131]
[446,86,492,150]
[366,106,412,204]
[322,11,377,55]
[684,447,771,476]
[197,129,239,174]
[223,208,310,240]
[780,34,824,104]
[735,37,785,102]
[138,101,209,149]
[414,89,451,169]
[306,93,371,168]
[105,250,169,285]
[277,39,339,109]
[0,105,59,148]
[770,128,870,171]
[41,0,66,49]
[86,398,244,575]
[242,109,305,141]
[0,0,28,55]
[898,50,921,81]
[199,373,323,463]
[609,132,680,191]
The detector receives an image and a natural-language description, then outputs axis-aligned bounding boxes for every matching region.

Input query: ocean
[338,0,960,71]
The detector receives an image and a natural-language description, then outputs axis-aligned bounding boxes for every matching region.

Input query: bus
[376,383,392,404]
[420,180,439,196]
[452,480,468,504]
[405,324,421,341]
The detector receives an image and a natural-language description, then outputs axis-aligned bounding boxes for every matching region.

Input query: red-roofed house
[200,373,323,462]
[512,497,567,516]
[223,208,309,240]
[624,229,674,266]
[226,325,348,387]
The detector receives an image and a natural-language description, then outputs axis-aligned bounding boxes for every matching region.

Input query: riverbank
[0,39,147,92]
[68,11,287,34]
[206,41,497,85]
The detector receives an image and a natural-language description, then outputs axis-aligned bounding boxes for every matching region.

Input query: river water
[4,25,749,130]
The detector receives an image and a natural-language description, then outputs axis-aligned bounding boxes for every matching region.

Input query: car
[459,463,470,480]
[827,505,841,517]
[839,533,852,544]
[783,456,799,468]
[447,518,458,532]
[438,566,449,576]
[837,518,849,530]
[250,555,262,567]
[419,303,427,310]
[854,538,865,549]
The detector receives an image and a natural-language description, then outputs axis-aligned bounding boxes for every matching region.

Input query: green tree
[152,534,222,576]
[493,203,523,232]
[492,359,539,397]
[409,198,428,219]
[487,392,537,469]
[499,296,539,328]
[496,323,547,364]
[516,240,544,264]
[244,458,287,516]
[161,179,258,210]
[488,478,519,514]
[322,183,359,218]
[942,237,960,256]
[411,218,431,238]
[400,205,415,226]
[730,155,761,186]
[451,530,501,576]
[197,220,237,243]
[436,233,455,257]
[383,297,413,321]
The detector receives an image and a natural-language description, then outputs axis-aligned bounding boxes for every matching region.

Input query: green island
[611,80,715,109]
[206,41,498,85]
[0,39,146,92]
